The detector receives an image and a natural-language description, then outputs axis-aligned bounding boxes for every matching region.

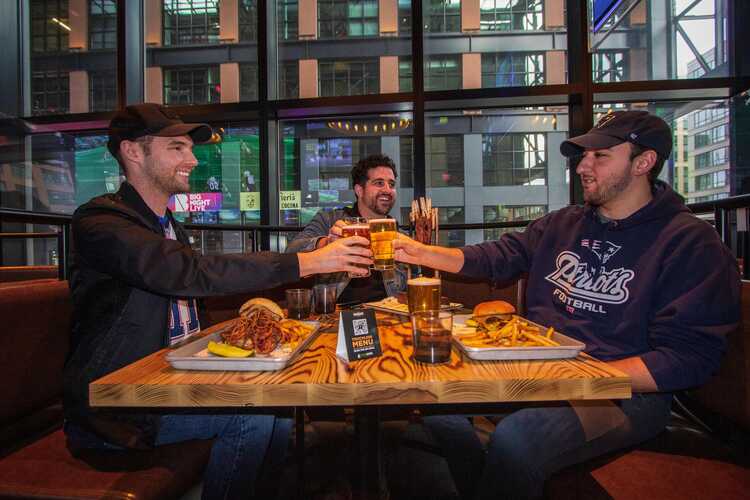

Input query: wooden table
[90,314,630,408]
[90,313,631,498]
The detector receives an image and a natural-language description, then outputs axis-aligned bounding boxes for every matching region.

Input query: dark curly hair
[351,154,397,191]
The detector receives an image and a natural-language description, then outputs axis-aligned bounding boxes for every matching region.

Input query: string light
[327,118,412,134]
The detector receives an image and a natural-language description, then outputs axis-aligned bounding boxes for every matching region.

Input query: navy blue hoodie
[461,181,741,392]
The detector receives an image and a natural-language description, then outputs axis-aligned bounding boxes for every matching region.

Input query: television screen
[593,0,625,32]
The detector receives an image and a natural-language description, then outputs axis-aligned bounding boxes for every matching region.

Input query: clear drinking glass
[286,288,312,319]
[368,218,397,270]
[411,310,453,364]
[341,217,371,278]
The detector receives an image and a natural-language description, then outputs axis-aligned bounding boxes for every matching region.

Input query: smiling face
[354,166,397,218]
[139,135,198,197]
[575,142,638,208]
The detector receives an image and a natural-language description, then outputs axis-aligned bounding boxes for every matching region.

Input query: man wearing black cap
[63,103,373,500]
[394,110,740,499]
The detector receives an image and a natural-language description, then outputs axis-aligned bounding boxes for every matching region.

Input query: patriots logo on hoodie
[581,239,621,265]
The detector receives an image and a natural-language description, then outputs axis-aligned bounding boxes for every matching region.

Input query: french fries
[459,315,560,348]
[279,319,315,349]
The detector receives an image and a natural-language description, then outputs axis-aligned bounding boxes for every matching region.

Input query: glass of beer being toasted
[368,218,397,270]
[407,276,441,314]
[341,217,371,278]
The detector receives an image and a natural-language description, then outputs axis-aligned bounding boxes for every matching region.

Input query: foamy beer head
[369,218,396,270]
[407,277,441,313]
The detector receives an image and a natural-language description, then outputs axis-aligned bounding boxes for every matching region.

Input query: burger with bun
[472,300,516,317]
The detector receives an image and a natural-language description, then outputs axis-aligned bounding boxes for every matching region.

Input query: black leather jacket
[64,182,300,448]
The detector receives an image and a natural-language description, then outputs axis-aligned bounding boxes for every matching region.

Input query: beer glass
[368,218,397,270]
[407,276,441,313]
[411,311,453,364]
[341,217,371,278]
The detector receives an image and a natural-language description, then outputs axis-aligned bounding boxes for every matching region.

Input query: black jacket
[64,182,301,448]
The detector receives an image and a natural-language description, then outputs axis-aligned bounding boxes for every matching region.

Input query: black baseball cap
[107,103,213,156]
[560,110,672,159]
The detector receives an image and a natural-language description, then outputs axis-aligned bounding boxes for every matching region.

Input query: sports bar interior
[0,1,749,499]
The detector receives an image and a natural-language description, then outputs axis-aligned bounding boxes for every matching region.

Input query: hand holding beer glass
[368,218,397,270]
[341,217,371,278]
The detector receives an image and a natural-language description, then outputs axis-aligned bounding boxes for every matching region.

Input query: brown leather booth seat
[546,281,750,499]
[0,265,58,283]
[0,279,211,500]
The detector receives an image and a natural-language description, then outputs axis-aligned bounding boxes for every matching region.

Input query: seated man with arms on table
[394,111,741,500]
[286,153,406,305]
[63,103,373,500]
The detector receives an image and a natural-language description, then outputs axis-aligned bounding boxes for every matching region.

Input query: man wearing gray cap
[394,110,740,499]
[64,103,373,500]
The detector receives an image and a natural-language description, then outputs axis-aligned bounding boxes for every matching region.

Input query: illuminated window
[163,0,220,46]
[479,0,543,31]
[278,0,299,40]
[427,0,461,33]
[427,135,463,187]
[481,52,545,88]
[483,133,547,186]
[164,66,220,105]
[240,64,258,101]
[593,51,627,83]
[30,0,69,53]
[399,57,413,92]
[318,0,378,39]
[425,55,461,91]
[32,69,69,116]
[89,70,116,112]
[89,0,116,50]
[239,0,258,41]
[318,59,379,97]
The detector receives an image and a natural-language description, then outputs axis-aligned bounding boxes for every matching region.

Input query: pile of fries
[460,315,559,348]
[279,319,315,350]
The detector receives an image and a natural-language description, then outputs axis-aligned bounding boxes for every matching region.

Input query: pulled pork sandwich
[221,298,285,355]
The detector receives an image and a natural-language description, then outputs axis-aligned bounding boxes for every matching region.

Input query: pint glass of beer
[407,276,441,313]
[341,217,371,278]
[368,218,397,270]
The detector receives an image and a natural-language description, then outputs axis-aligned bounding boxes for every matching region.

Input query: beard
[582,168,634,206]
[362,193,394,216]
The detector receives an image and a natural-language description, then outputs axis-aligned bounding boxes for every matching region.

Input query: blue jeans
[66,414,292,500]
[423,393,673,500]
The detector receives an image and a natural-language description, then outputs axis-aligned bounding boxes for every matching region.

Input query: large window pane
[426,107,569,246]
[591,0,730,82]
[26,0,118,116]
[424,0,567,92]
[278,114,413,234]
[275,0,411,99]
[593,97,749,203]
[147,1,258,106]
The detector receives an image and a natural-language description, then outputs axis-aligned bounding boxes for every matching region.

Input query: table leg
[353,406,388,500]
[295,407,305,500]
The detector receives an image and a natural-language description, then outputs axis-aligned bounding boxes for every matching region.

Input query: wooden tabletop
[89,313,631,409]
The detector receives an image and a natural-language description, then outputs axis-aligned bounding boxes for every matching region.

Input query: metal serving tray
[364,297,463,317]
[166,320,321,371]
[452,314,585,361]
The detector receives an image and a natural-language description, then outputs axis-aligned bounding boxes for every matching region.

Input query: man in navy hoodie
[395,110,741,499]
